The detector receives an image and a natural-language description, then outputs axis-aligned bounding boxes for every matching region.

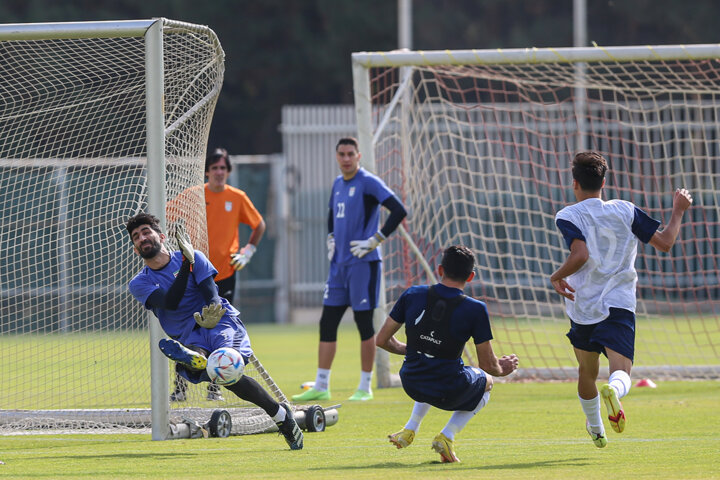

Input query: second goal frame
[352,43,720,387]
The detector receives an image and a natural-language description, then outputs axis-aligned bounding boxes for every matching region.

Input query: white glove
[175,224,194,264]
[326,233,335,261]
[193,303,226,329]
[349,232,386,258]
[230,244,256,271]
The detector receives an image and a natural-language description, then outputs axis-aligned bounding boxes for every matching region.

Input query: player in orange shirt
[204,148,266,303]
[170,147,266,402]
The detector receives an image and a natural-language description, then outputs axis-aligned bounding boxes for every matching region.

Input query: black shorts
[566,307,635,362]
[401,366,487,412]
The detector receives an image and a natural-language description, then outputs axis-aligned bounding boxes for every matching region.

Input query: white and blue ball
[206,347,245,386]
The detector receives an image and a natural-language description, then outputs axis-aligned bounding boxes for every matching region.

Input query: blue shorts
[323,260,381,311]
[566,307,636,362]
[402,366,488,412]
[178,315,253,384]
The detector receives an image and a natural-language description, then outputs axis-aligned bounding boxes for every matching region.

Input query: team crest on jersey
[349,186,355,197]
[173,270,179,278]
[225,201,232,212]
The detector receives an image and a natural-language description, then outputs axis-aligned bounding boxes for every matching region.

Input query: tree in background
[2,0,719,153]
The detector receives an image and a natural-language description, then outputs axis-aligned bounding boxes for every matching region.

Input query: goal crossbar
[0,19,155,40]
[352,44,720,68]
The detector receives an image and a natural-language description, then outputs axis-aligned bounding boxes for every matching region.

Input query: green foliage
[4,0,720,153]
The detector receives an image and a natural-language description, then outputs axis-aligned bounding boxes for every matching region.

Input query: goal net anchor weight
[171,404,341,439]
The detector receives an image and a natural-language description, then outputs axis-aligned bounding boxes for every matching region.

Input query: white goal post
[0,19,290,439]
[352,45,720,387]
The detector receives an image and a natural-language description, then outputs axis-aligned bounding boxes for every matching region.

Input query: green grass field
[1,323,718,479]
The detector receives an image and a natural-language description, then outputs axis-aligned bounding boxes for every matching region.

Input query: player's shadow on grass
[311,457,590,471]
[27,453,201,461]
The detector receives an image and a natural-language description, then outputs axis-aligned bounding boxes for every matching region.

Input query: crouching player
[376,245,518,463]
[126,213,302,450]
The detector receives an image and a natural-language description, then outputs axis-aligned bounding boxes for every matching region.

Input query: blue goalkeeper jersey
[128,250,241,346]
[329,168,395,265]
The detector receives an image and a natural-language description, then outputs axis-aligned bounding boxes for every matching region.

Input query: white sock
[608,370,631,399]
[314,368,331,391]
[358,370,373,392]
[473,391,491,414]
[579,394,604,432]
[440,392,490,440]
[404,402,431,432]
[272,405,287,422]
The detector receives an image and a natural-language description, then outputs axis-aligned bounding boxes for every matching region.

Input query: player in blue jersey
[376,245,519,463]
[126,213,303,450]
[550,151,692,448]
[293,137,407,402]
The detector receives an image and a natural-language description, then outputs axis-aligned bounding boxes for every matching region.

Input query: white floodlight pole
[574,0,588,151]
[398,0,412,49]
[398,0,413,186]
[145,18,170,441]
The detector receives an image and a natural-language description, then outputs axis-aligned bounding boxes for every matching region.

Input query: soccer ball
[206,347,245,386]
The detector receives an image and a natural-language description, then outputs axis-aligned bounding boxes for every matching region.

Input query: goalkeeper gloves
[193,303,226,329]
[349,232,386,258]
[175,224,195,265]
[327,233,335,261]
[230,244,256,271]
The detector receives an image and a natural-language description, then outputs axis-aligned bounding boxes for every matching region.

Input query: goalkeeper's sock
[404,402,431,432]
[579,393,604,432]
[358,370,373,393]
[272,404,287,422]
[225,376,278,415]
[314,368,331,391]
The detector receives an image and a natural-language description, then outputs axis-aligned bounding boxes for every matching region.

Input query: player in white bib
[550,152,692,448]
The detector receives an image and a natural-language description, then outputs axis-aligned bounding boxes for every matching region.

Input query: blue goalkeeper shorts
[178,316,253,384]
[323,260,381,311]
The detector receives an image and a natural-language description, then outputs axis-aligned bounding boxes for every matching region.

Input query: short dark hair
[126,213,162,237]
[572,151,607,191]
[440,245,475,282]
[336,137,359,152]
[205,147,231,173]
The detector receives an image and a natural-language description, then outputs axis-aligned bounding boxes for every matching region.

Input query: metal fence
[279,105,358,309]
[226,154,289,324]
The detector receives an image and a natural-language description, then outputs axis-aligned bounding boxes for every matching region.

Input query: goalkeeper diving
[126,213,302,449]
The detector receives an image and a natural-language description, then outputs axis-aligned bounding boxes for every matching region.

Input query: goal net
[0,19,289,438]
[351,45,720,386]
